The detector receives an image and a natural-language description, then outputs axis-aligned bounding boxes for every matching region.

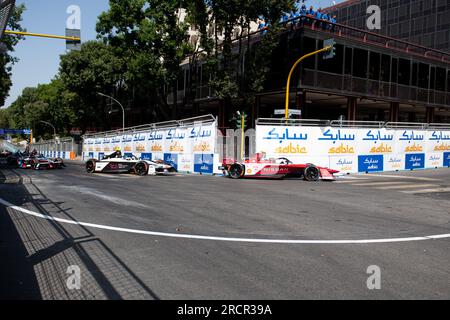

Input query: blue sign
[164,153,178,171]
[194,154,214,174]
[358,155,384,173]
[124,153,133,158]
[98,153,105,160]
[0,128,31,135]
[405,153,425,170]
[141,153,152,161]
[89,152,94,159]
[444,152,450,167]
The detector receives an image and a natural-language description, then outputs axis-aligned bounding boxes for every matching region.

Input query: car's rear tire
[86,160,96,173]
[135,161,149,176]
[228,164,244,179]
[304,165,320,182]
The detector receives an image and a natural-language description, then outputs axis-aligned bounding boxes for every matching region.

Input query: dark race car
[17,153,65,170]
[221,153,339,181]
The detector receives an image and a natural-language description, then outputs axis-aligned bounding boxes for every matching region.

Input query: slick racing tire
[134,161,149,176]
[56,158,65,168]
[86,160,96,174]
[228,164,244,179]
[304,165,320,182]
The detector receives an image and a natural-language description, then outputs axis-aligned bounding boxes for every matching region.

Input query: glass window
[436,67,446,91]
[369,52,380,80]
[380,54,391,82]
[418,63,430,89]
[398,58,411,85]
[302,37,317,70]
[318,44,344,75]
[345,47,352,75]
[391,58,398,83]
[430,67,436,90]
[447,70,450,93]
[411,63,418,87]
[353,48,368,78]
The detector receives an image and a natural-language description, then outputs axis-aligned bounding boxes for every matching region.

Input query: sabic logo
[366,5,381,30]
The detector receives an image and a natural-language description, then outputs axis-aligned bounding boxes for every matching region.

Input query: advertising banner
[82,117,218,173]
[256,125,450,174]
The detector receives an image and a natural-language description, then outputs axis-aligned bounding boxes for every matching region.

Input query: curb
[0,168,21,184]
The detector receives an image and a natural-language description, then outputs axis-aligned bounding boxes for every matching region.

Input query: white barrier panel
[256,125,450,173]
[83,118,219,174]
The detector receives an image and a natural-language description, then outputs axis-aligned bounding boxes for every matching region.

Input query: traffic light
[236,111,248,129]
[323,38,336,60]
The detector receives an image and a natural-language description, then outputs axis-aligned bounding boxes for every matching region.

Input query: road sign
[323,38,336,60]
[66,28,81,51]
[70,127,82,135]
[275,109,302,116]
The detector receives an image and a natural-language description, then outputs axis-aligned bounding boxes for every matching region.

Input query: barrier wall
[82,115,221,174]
[33,138,76,160]
[256,121,450,174]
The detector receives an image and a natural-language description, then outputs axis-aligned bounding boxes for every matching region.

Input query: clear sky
[2,0,344,108]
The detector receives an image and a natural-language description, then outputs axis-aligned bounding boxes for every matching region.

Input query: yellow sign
[329,144,355,154]
[434,143,450,152]
[405,143,423,152]
[275,143,307,154]
[370,144,392,154]
[151,144,163,152]
[170,142,185,153]
[194,142,211,152]
[135,144,146,152]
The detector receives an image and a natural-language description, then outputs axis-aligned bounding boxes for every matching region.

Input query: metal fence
[256,118,450,130]
[33,137,76,160]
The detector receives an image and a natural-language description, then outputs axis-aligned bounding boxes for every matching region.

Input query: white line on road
[1,197,449,245]
[402,187,450,194]
[363,174,440,181]
[375,184,437,190]
[351,181,409,187]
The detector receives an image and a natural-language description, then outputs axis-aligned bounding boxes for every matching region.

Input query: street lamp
[39,120,57,154]
[97,92,125,133]
[39,120,56,139]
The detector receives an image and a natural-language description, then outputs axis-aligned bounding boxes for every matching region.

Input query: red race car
[221,153,339,181]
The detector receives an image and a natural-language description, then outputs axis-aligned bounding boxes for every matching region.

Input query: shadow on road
[0,167,159,300]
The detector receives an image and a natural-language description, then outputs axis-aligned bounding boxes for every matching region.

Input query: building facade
[328,0,450,53]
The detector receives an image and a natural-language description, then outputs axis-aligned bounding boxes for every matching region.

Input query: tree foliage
[0,4,26,106]
[4,0,296,137]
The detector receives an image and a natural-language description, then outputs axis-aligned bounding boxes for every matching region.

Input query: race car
[221,153,339,181]
[17,153,65,170]
[85,156,177,176]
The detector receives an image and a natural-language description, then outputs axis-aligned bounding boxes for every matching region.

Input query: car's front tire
[86,159,96,173]
[134,161,149,176]
[228,164,244,179]
[304,165,320,182]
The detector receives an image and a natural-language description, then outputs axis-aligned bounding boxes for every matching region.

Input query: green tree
[59,41,122,131]
[96,0,191,120]
[6,79,77,140]
[186,0,294,119]
[0,4,26,106]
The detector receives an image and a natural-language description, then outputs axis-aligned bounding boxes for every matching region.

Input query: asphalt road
[0,163,449,300]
